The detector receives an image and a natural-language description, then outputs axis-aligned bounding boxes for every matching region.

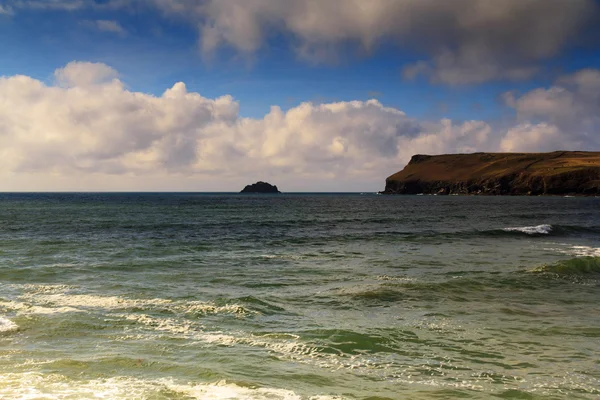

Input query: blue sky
[0,0,599,191]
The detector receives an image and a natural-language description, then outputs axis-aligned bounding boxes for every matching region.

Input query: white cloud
[54,61,120,87]
[500,123,567,153]
[503,69,600,150]
[0,61,501,191]
[81,19,128,36]
[0,62,597,191]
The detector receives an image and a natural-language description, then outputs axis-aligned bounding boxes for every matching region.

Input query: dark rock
[240,181,281,194]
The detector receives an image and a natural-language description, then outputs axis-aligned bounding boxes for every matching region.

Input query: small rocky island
[382,151,600,196]
[240,181,281,193]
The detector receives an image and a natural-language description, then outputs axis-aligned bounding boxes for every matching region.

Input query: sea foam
[15,291,253,317]
[0,373,344,400]
[566,245,600,257]
[0,317,18,333]
[503,224,553,235]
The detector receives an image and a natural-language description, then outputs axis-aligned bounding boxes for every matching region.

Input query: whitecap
[15,292,253,316]
[376,275,414,282]
[20,284,77,294]
[562,245,600,257]
[0,373,345,399]
[119,313,199,336]
[0,316,18,333]
[169,379,345,399]
[503,224,553,235]
[1,299,80,315]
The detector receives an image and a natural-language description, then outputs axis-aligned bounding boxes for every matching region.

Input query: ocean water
[0,193,599,399]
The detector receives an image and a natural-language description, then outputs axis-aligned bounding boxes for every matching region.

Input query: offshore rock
[240,181,281,193]
[381,151,600,196]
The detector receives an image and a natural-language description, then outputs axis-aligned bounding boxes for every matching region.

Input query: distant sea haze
[0,193,599,399]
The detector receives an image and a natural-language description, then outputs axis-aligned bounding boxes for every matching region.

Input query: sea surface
[0,193,599,399]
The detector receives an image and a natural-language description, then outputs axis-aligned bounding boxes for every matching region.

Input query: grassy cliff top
[387,151,600,183]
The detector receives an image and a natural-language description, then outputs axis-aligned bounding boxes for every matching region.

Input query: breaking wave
[563,245,600,257]
[11,289,253,317]
[483,224,600,237]
[502,224,553,235]
[0,317,18,333]
[0,373,343,400]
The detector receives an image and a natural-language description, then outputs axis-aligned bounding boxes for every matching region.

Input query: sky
[0,0,599,192]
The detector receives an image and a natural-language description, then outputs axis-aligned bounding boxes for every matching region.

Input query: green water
[0,193,599,399]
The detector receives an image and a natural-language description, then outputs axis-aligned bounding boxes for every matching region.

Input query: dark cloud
[154,0,599,84]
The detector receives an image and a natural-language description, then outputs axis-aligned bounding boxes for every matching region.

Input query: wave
[487,224,600,238]
[0,373,343,400]
[502,224,553,235]
[563,245,600,257]
[258,223,600,247]
[107,310,405,376]
[0,317,18,333]
[7,288,254,317]
[533,257,600,276]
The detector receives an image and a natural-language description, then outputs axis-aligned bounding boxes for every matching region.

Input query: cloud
[7,1,597,85]
[81,19,127,36]
[54,61,120,87]
[503,68,600,151]
[16,0,86,11]
[151,0,597,85]
[7,0,131,11]
[402,54,540,86]
[500,123,566,153]
[0,3,14,15]
[0,61,498,190]
[0,62,598,190]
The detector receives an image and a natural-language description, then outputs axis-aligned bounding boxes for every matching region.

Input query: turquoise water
[0,193,599,399]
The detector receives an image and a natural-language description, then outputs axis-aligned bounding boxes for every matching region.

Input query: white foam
[1,300,80,315]
[15,292,252,317]
[201,332,319,358]
[194,330,392,375]
[120,313,199,336]
[0,373,344,400]
[0,316,18,333]
[562,245,600,257]
[19,284,76,294]
[169,379,326,400]
[376,275,414,282]
[260,254,305,260]
[503,224,553,235]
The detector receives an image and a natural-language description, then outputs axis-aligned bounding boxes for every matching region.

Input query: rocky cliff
[240,181,281,193]
[382,151,600,195]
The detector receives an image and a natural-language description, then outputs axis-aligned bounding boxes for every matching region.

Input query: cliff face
[240,181,281,193]
[382,151,600,195]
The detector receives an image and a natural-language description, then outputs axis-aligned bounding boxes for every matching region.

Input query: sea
[0,193,599,399]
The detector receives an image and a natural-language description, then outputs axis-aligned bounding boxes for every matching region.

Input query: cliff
[382,151,600,195]
[240,181,281,193]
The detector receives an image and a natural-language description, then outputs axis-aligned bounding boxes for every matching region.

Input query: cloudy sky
[0,0,599,191]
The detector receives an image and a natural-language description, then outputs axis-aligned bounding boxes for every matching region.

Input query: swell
[264,224,600,247]
[340,266,599,307]
[533,256,600,276]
